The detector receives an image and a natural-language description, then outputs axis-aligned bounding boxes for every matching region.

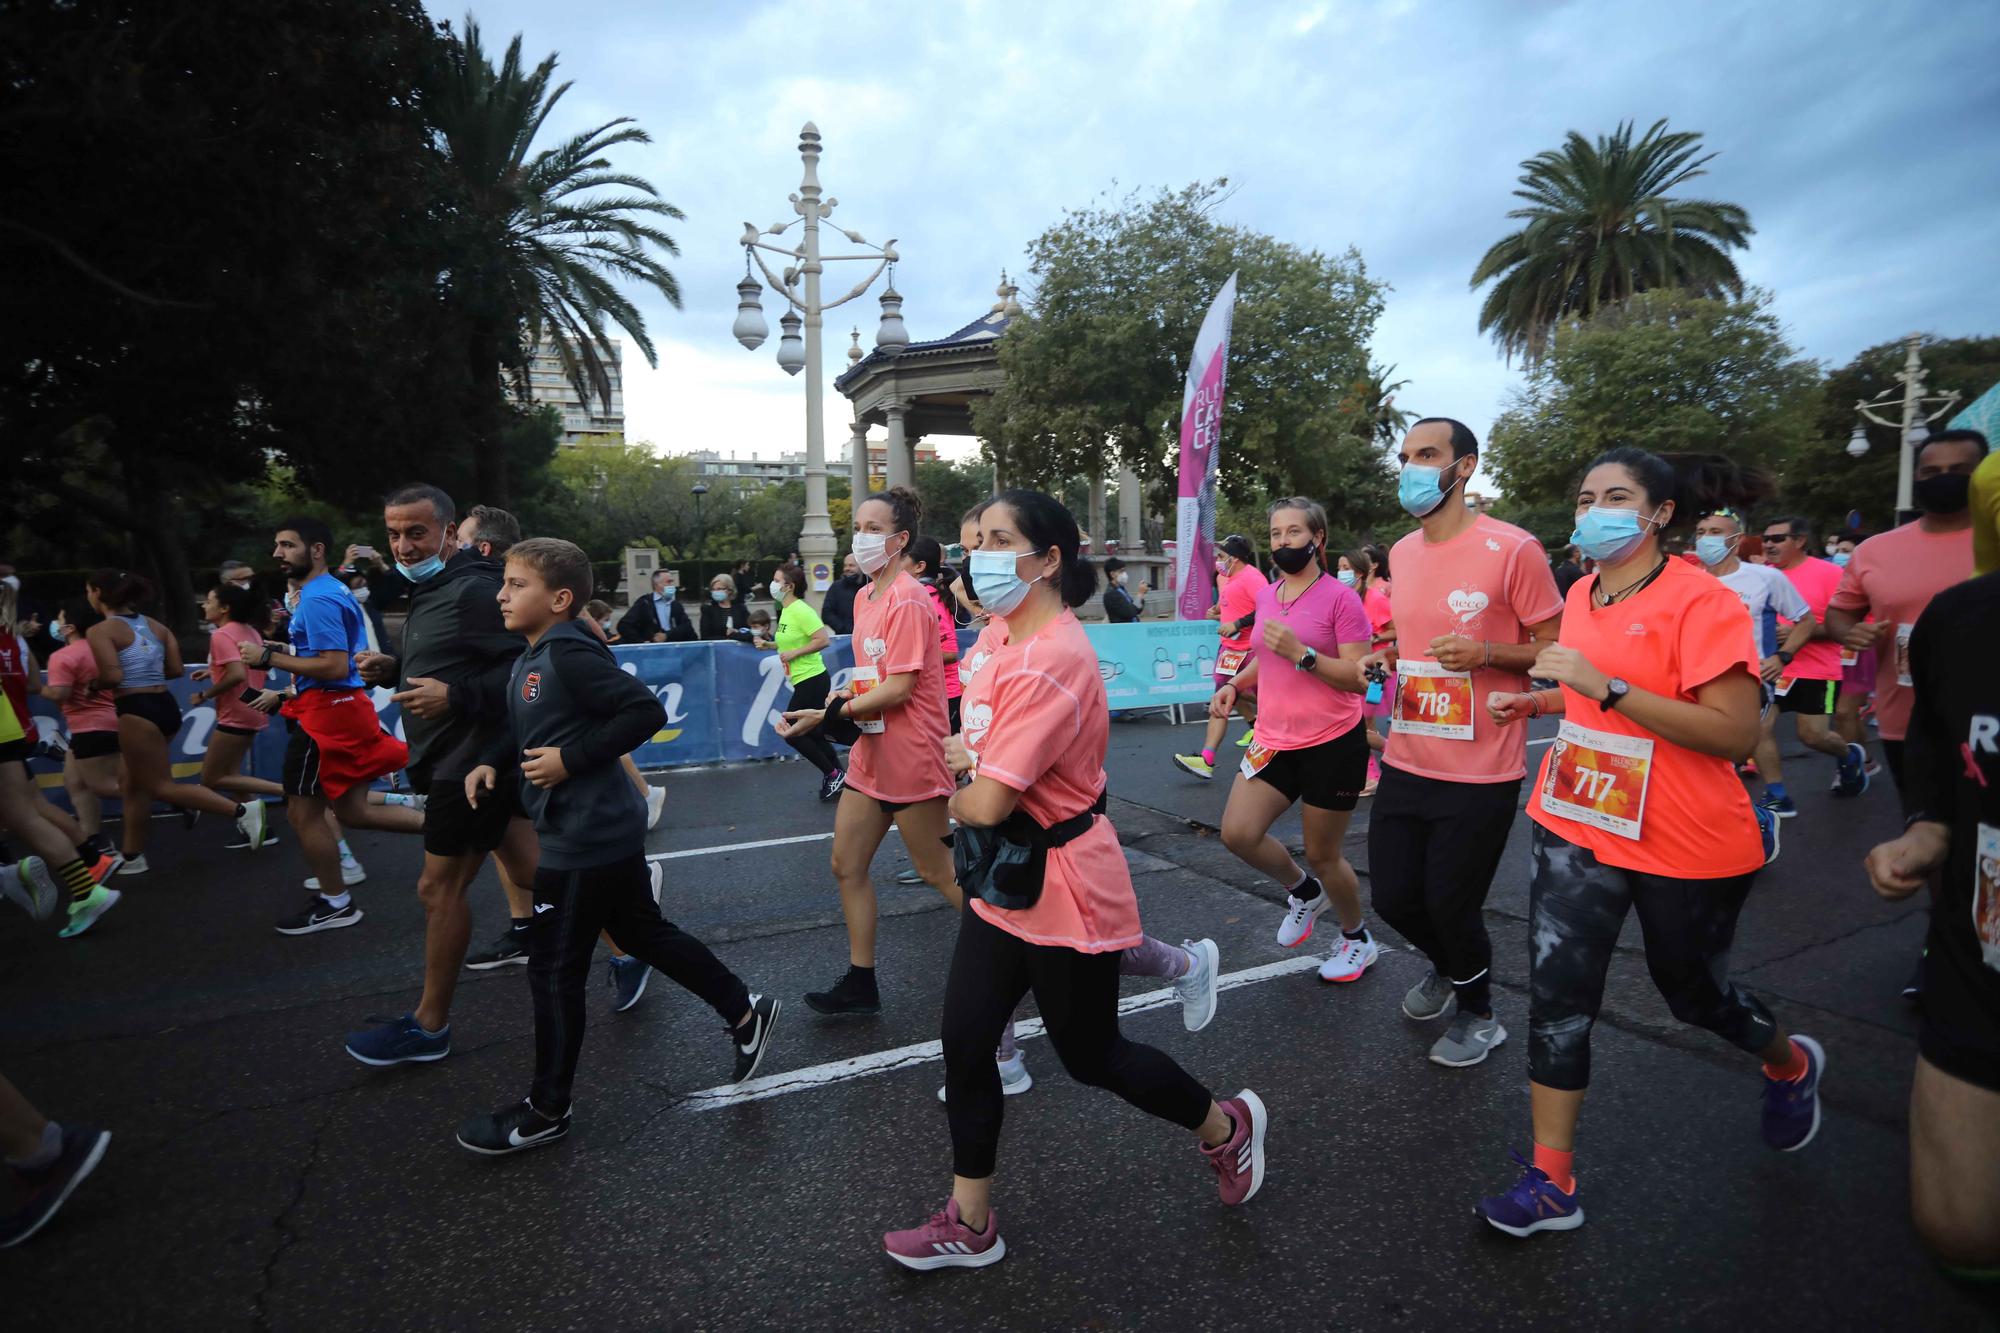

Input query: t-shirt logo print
[521,670,541,703]
[963,702,993,750]
[1445,587,1490,630]
[862,636,887,662]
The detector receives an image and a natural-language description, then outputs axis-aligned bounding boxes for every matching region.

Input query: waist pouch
[952,789,1108,912]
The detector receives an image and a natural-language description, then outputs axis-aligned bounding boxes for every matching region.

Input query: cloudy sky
[463,0,2000,482]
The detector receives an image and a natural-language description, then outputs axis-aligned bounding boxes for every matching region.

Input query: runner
[1212,499,1378,983]
[764,563,844,801]
[1691,507,1816,761]
[883,489,1264,1271]
[1754,515,1867,812]
[455,538,779,1154]
[0,1071,109,1248]
[774,487,964,1016]
[40,603,120,864]
[188,583,288,811]
[1476,449,1820,1238]
[250,518,423,936]
[1363,417,1564,1068]
[1341,547,1393,796]
[903,536,963,733]
[1172,534,1264,780]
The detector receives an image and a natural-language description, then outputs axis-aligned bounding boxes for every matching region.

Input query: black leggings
[941,903,1211,1179]
[1368,765,1520,1001]
[528,855,749,1115]
[783,672,843,776]
[1526,823,1777,1091]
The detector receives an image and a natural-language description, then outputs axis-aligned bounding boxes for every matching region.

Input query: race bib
[847,666,886,734]
[1895,624,1914,688]
[1976,824,1999,973]
[1774,675,1795,698]
[1216,646,1248,677]
[1839,648,1859,668]
[1539,722,1654,841]
[1391,660,1474,740]
[1240,742,1276,780]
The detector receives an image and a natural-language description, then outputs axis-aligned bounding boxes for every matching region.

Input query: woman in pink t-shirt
[1340,548,1395,793]
[777,485,960,1018]
[42,602,123,849]
[883,488,1266,1273]
[1212,498,1380,985]
[902,535,965,732]
[189,584,285,805]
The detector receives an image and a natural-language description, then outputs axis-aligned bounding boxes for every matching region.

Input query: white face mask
[769,579,787,601]
[352,587,370,603]
[1114,572,1128,586]
[852,531,898,575]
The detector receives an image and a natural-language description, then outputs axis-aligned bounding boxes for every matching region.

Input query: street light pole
[691,482,708,561]
[1850,333,1960,522]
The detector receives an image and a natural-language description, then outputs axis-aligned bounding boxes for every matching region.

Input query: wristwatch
[1296,647,1319,673]
[1601,677,1630,711]
[1776,650,1795,666]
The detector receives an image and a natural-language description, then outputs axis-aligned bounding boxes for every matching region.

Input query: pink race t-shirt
[842,572,952,804]
[1775,557,1845,681]
[1218,564,1265,655]
[1829,520,1974,741]
[924,583,962,699]
[46,640,116,734]
[1382,515,1566,784]
[208,620,272,732]
[956,617,1010,698]
[1363,580,1394,651]
[1248,572,1373,751]
[965,610,1141,953]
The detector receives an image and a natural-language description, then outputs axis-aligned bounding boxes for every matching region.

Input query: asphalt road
[3,711,1991,1330]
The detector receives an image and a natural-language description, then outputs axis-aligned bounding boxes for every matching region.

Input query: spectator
[613,568,693,644]
[700,574,753,642]
[1552,544,1585,597]
[1101,558,1145,622]
[821,552,863,636]
[730,559,758,605]
[343,570,387,653]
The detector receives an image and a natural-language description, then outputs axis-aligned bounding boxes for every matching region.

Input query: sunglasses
[1760,532,1797,543]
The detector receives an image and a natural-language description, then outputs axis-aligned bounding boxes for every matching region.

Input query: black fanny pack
[952,789,1108,912]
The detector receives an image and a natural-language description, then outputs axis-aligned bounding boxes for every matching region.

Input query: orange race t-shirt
[1828,520,1974,741]
[1528,559,1763,878]
[965,610,1142,953]
[46,640,116,735]
[841,571,953,804]
[1382,515,1565,784]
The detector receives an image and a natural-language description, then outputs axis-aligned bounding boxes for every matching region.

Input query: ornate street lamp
[1844,334,1961,519]
[691,481,709,560]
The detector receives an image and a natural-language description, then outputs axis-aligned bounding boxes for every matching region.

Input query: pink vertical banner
[1175,273,1238,622]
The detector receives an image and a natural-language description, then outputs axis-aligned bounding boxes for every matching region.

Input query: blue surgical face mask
[1336,569,1357,586]
[1831,551,1851,568]
[710,588,729,603]
[1694,534,1737,567]
[969,548,1040,616]
[1398,459,1464,519]
[1571,506,1660,564]
[397,553,446,583]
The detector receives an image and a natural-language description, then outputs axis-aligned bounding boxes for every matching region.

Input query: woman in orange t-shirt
[1474,448,1825,1239]
[777,485,961,1019]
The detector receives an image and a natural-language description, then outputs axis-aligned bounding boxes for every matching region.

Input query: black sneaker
[0,1125,110,1248]
[274,897,364,936]
[730,994,783,1083]
[818,768,846,802]
[805,968,881,1017]
[465,929,530,970]
[1903,948,1926,1002]
[455,1100,571,1156]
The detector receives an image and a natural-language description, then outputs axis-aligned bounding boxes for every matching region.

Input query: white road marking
[645,827,900,862]
[680,953,1329,1112]
[1527,737,1557,747]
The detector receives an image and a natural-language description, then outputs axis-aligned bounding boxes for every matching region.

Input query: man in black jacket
[820,552,863,636]
[1102,558,1145,623]
[343,484,541,1068]
[611,568,694,644]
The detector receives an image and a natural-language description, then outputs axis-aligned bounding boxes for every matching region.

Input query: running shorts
[0,737,28,767]
[70,730,120,759]
[1245,719,1368,812]
[280,688,407,800]
[1775,678,1839,716]
[115,691,184,739]
[1919,913,2000,1094]
[214,724,259,738]
[423,773,517,857]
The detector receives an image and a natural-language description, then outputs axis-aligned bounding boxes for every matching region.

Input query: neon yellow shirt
[776,598,828,685]
[1972,449,2000,577]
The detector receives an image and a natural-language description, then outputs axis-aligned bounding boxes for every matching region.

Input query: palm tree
[1470,118,1751,364]
[430,15,683,501]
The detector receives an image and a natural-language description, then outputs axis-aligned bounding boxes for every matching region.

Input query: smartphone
[354,545,377,559]
[239,685,263,704]
[944,543,966,563]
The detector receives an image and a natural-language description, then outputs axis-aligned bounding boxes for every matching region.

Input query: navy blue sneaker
[1754,790,1798,820]
[1476,1152,1583,1237]
[1762,1034,1825,1152]
[608,956,650,1013]
[1832,743,1870,798]
[1756,802,1781,867]
[0,1124,111,1248]
[344,1013,450,1067]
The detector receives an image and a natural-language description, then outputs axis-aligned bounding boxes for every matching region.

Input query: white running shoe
[1275,879,1328,947]
[304,856,367,891]
[1175,938,1221,1032]
[645,784,666,830]
[649,859,664,907]
[937,1052,1034,1103]
[114,854,150,876]
[0,857,59,922]
[234,799,269,851]
[1318,931,1380,983]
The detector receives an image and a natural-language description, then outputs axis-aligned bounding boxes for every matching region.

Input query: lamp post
[733,122,906,608]
[691,481,708,561]
[1845,333,1961,523]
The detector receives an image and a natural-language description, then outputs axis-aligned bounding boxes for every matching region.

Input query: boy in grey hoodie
[456,538,781,1154]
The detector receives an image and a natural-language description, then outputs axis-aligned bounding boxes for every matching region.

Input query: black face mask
[1913,472,1970,515]
[1270,541,1317,575]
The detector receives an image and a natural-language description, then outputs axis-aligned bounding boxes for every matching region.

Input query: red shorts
[281,688,407,799]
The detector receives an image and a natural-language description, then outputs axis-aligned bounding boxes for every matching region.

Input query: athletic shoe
[1403,970,1453,1021]
[1762,1034,1825,1153]
[225,832,279,850]
[114,854,149,877]
[303,854,367,890]
[1171,753,1213,780]
[1175,938,1220,1032]
[58,885,121,939]
[0,1125,111,1249]
[1200,1088,1268,1206]
[1863,759,1882,778]
[818,768,846,802]
[234,799,269,851]
[1476,1151,1583,1237]
[465,929,529,970]
[649,859,664,907]
[895,866,925,885]
[730,993,782,1083]
[607,955,651,1013]
[1832,742,1870,798]
[1236,729,1254,747]
[1275,879,1328,946]
[1756,802,1781,867]
[1737,759,1759,778]
[87,851,123,884]
[344,1013,450,1067]
[805,968,882,1017]
[1754,791,1798,820]
[456,1100,570,1156]
[645,784,666,830]
[1318,931,1379,983]
[1430,1010,1507,1067]
[274,897,363,936]
[881,1198,1005,1271]
[1903,950,1926,1001]
[1,857,59,922]
[936,1052,1034,1103]
[180,807,200,832]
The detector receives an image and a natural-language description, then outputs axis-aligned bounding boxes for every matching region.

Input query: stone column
[884,400,912,491]
[848,421,871,503]
[1087,471,1107,551]
[1118,464,1144,550]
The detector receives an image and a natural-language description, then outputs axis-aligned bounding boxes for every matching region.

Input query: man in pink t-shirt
[1754,515,1866,814]
[1363,418,1565,1069]
[1172,534,1265,781]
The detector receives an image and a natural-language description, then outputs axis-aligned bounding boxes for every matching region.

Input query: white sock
[7,1120,62,1170]
[337,838,353,858]
[321,891,352,910]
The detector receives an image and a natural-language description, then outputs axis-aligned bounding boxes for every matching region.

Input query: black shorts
[282,724,324,799]
[422,775,517,857]
[0,737,28,767]
[1775,678,1839,716]
[1244,719,1369,812]
[214,723,259,738]
[115,691,184,739]
[1919,918,2000,1095]
[70,730,120,759]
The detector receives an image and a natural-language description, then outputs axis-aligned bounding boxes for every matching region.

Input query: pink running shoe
[882,1198,1006,1271]
[1201,1088,1268,1205]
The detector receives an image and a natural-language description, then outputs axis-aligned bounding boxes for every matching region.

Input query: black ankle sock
[1289,873,1320,901]
[85,833,115,858]
[510,916,532,933]
[846,964,877,988]
[75,841,97,862]
[1342,924,1370,942]
[1452,970,1492,1017]
[233,804,248,818]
